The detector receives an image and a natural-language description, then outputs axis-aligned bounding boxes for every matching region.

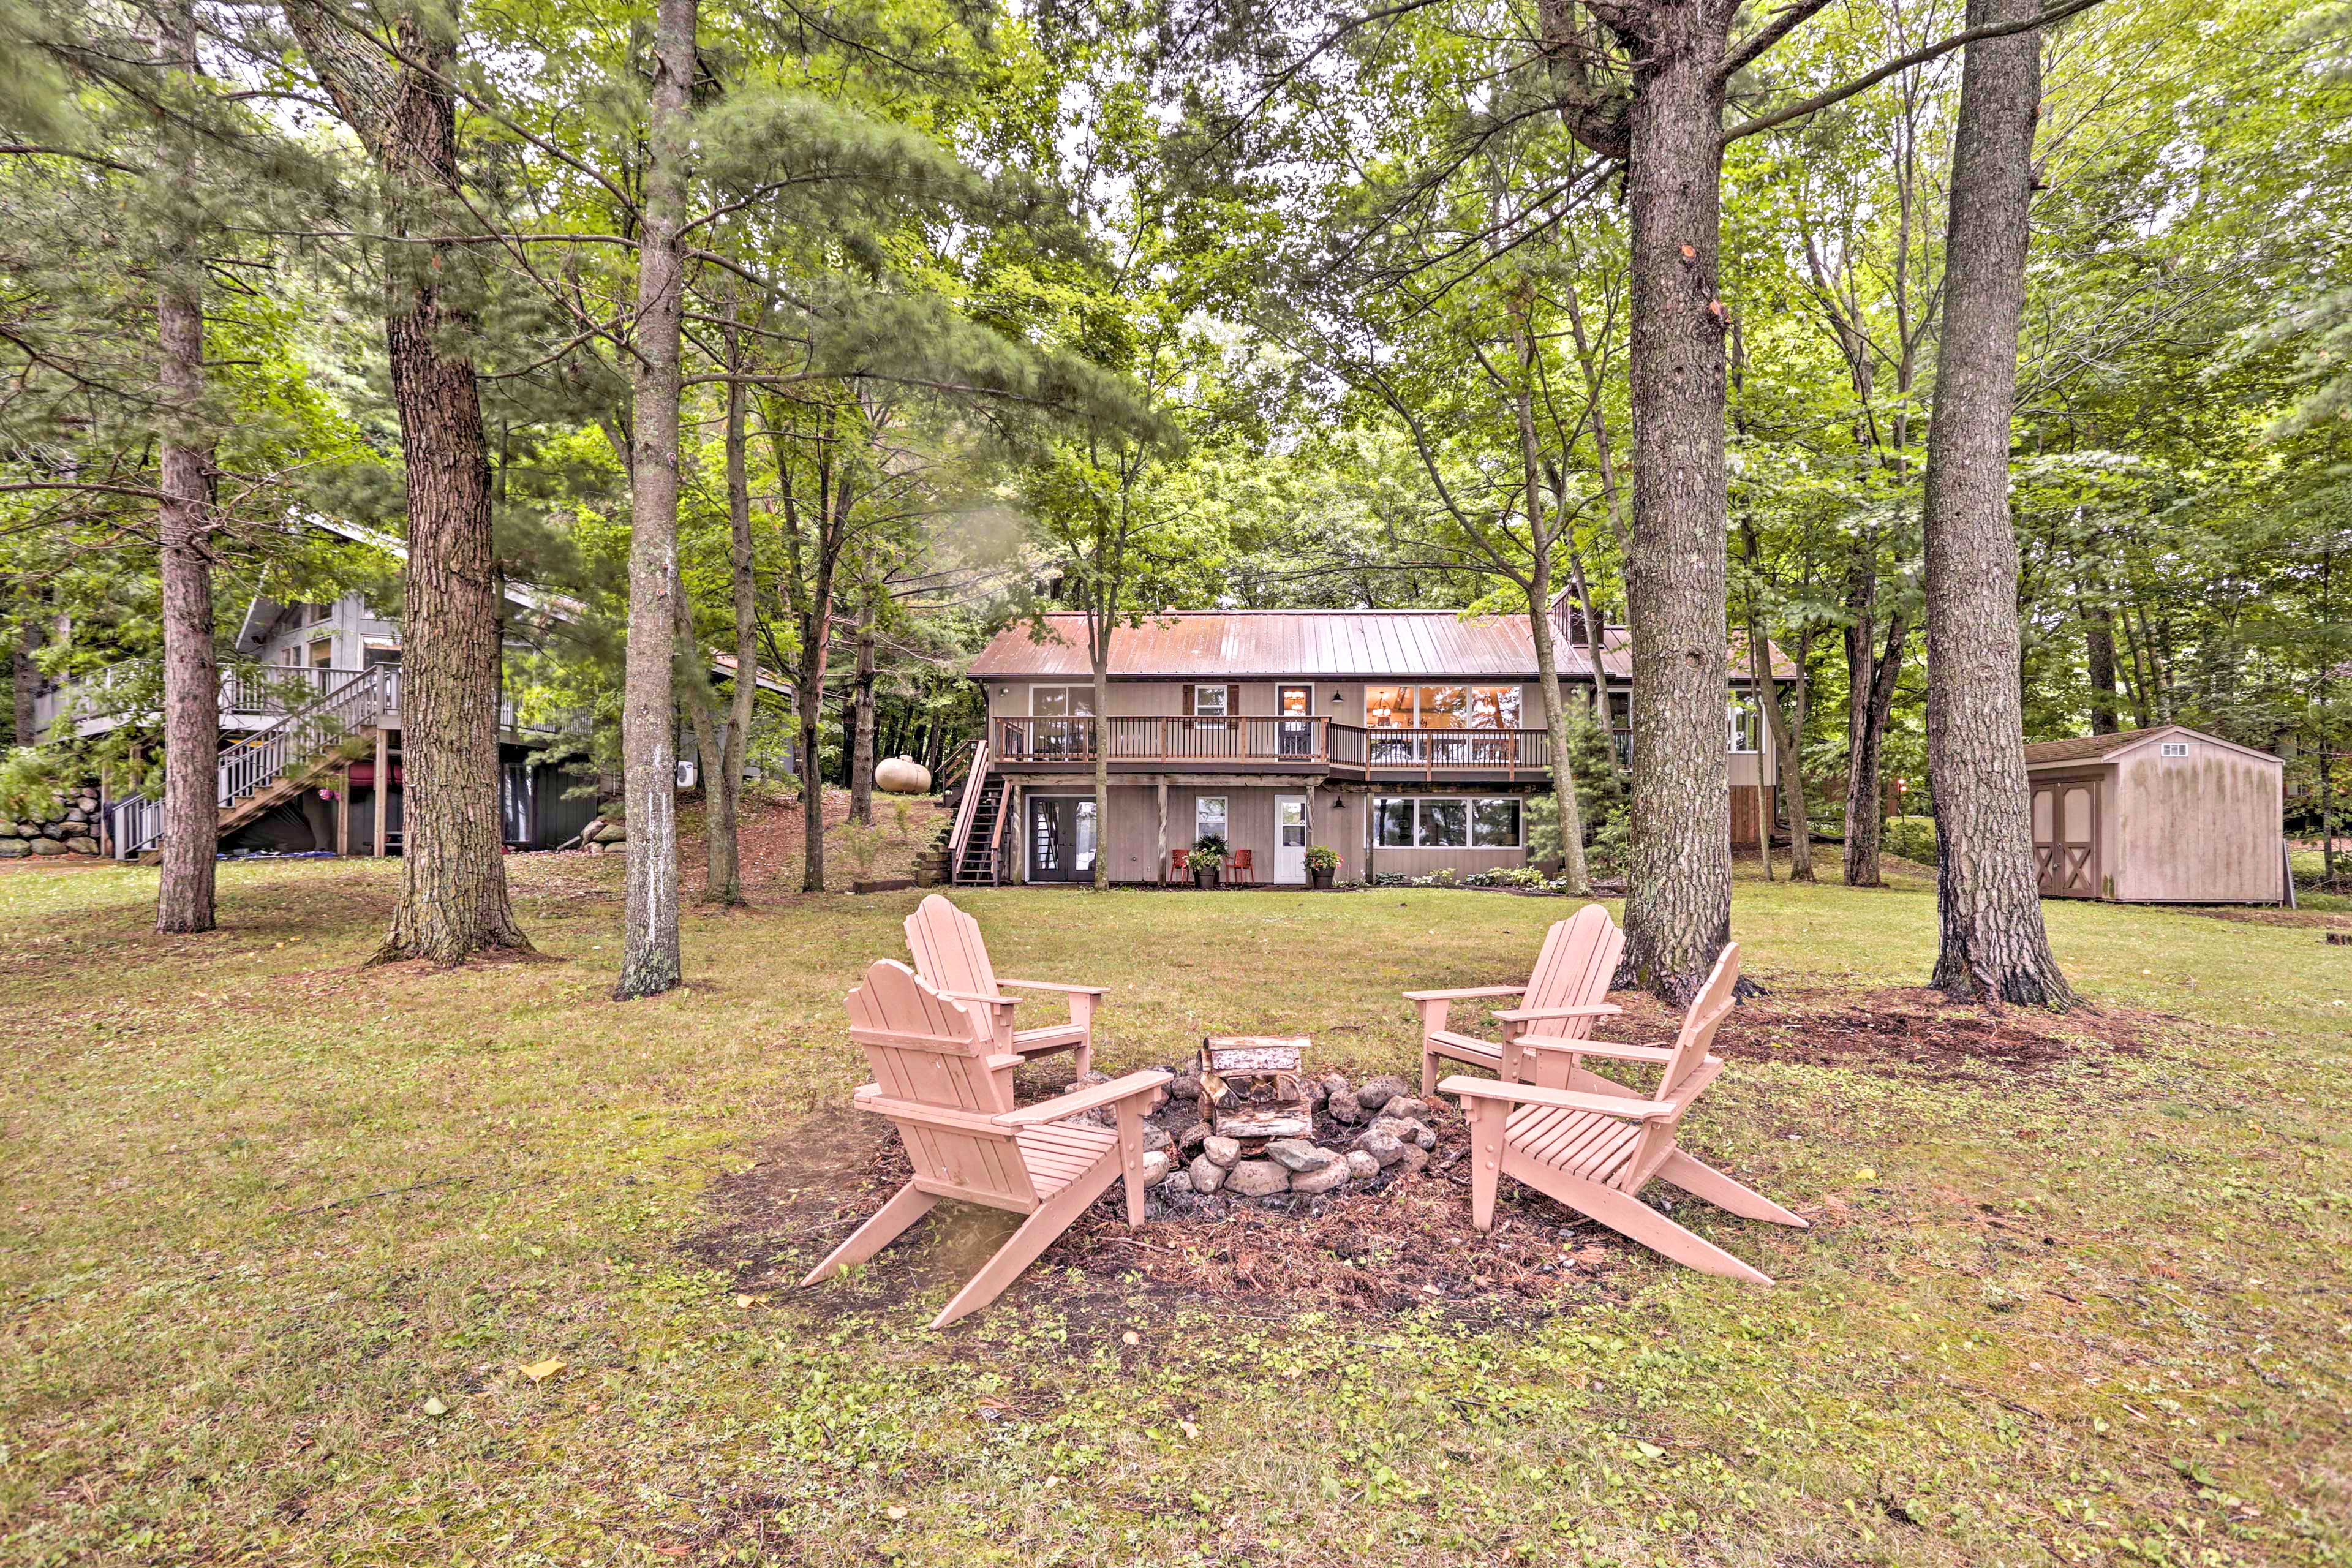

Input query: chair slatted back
[1617,943,1740,1190]
[1507,905,1625,1089]
[847,960,1033,1207]
[905,894,1000,1001]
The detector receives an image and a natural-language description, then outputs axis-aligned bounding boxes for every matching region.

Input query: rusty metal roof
[969,612,1796,684]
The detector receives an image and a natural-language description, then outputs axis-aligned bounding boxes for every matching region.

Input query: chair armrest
[996,979,1110,997]
[1491,1003,1622,1023]
[1401,985,1526,1003]
[983,1054,1026,1074]
[1437,1075,1675,1121]
[1510,1036,1674,1065]
[995,1069,1173,1126]
[941,989,1017,1011]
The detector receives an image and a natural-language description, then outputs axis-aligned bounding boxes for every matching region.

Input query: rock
[587,842,606,856]
[38,823,62,839]
[1140,1150,1171,1185]
[64,837,99,855]
[1357,1075,1412,1111]
[1187,1154,1227,1193]
[1141,1126,1173,1153]
[1319,1073,1351,1101]
[63,809,85,824]
[1366,1115,1432,1150]
[1161,1169,1193,1193]
[1396,1145,1430,1175]
[0,823,17,837]
[1412,1124,1436,1150]
[78,796,99,813]
[1178,1121,1210,1154]
[1168,1072,1202,1103]
[591,822,629,845]
[1202,1135,1242,1169]
[1067,1069,1112,1088]
[1325,1091,1367,1126]
[0,841,26,859]
[1378,1096,1431,1125]
[1224,1159,1291,1198]
[17,822,40,836]
[28,837,64,856]
[1353,1128,1406,1167]
[1301,1077,1329,1108]
[1344,1150,1381,1182]
[1289,1159,1351,1195]
[1264,1139,1333,1174]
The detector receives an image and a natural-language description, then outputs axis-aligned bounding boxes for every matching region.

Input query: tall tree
[282,0,529,963]
[1920,0,2074,1006]
[151,0,216,935]
[613,0,697,999]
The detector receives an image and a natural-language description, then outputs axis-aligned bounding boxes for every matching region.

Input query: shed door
[2032,780,2098,897]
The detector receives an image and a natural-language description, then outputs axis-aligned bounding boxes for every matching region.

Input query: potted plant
[1190,833,1227,888]
[1304,844,1339,889]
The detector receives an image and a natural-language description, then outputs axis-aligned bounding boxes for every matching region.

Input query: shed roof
[2022,724,2282,771]
[970,611,1795,684]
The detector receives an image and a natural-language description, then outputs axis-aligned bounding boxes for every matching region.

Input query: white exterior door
[1274,796,1310,884]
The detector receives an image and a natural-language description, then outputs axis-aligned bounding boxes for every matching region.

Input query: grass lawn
[2,842,2347,1566]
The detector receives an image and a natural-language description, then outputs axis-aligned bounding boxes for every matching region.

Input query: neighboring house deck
[946,605,1790,888]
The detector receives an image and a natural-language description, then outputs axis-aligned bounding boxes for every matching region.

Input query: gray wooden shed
[2022,725,2285,904]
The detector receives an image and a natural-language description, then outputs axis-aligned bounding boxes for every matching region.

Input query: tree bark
[1091,651,1112,889]
[2076,573,2119,733]
[1748,615,1814,882]
[285,2,530,962]
[1613,1,1737,1000]
[1842,608,1905,884]
[154,0,217,935]
[696,317,756,906]
[614,0,696,998]
[1921,0,2075,1008]
[12,618,36,747]
[850,582,876,824]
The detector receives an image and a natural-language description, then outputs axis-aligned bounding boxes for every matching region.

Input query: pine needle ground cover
[1,855,2345,1566]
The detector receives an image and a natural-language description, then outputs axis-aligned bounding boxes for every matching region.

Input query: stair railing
[944,737,992,876]
[111,665,389,858]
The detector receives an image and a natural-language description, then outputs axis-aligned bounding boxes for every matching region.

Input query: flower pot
[1193,866,1221,888]
[1308,867,1334,889]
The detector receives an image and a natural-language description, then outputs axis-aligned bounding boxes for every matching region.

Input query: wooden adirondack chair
[1404,903,1627,1098]
[802,960,1171,1328]
[905,894,1105,1076]
[1440,943,1807,1284]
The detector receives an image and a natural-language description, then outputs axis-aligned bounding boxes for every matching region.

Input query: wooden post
[1155,780,1168,884]
[336,764,350,856]
[372,726,389,856]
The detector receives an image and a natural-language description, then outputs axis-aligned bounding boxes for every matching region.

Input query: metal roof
[2023,725,2282,770]
[969,611,1796,684]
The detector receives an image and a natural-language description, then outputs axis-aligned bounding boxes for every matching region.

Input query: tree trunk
[614,0,696,998]
[1748,619,1814,882]
[283,2,531,962]
[2077,574,2119,733]
[154,0,216,935]
[850,585,876,824]
[703,330,756,906]
[1842,611,1905,884]
[12,619,36,747]
[1615,2,1736,1000]
[1921,0,2074,1008]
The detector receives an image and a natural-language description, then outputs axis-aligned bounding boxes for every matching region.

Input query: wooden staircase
[946,741,1008,886]
[111,666,393,858]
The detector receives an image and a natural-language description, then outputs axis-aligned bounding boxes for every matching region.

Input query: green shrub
[1882,815,1938,866]
[0,747,74,821]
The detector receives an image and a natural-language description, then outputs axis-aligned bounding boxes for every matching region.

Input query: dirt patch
[1600,984,2169,1079]
[2175,905,2352,931]
[684,1075,1645,1335]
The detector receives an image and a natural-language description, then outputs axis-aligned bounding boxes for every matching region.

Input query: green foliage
[1882,815,1938,867]
[0,744,74,820]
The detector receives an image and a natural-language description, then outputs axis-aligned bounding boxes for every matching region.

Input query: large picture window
[1365,685,1523,729]
[1373,797,1523,850]
[1030,685,1096,717]
[1195,794,1228,845]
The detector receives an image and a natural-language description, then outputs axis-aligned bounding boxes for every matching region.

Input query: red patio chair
[1229,848,1255,884]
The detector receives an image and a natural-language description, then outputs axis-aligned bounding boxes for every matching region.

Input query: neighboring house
[33,518,786,859]
[946,596,1790,887]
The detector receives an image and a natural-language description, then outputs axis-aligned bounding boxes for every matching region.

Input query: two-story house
[946,600,1789,886]
[36,518,785,858]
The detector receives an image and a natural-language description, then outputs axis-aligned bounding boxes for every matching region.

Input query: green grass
[2,850,2347,1566]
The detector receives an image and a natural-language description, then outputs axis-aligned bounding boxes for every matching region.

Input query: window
[1366,685,1522,729]
[1728,698,1760,753]
[310,639,334,669]
[1373,797,1523,850]
[1472,798,1521,848]
[2159,741,2188,758]
[1191,684,1230,717]
[1194,794,1227,845]
[1030,685,1096,717]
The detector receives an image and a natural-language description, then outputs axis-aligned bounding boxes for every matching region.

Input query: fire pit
[1128,1035,1445,1206]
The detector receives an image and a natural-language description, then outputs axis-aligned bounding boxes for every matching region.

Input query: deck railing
[989,714,1554,775]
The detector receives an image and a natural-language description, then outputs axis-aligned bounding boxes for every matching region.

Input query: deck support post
[372,726,388,856]
[1155,780,1167,884]
[337,765,350,856]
